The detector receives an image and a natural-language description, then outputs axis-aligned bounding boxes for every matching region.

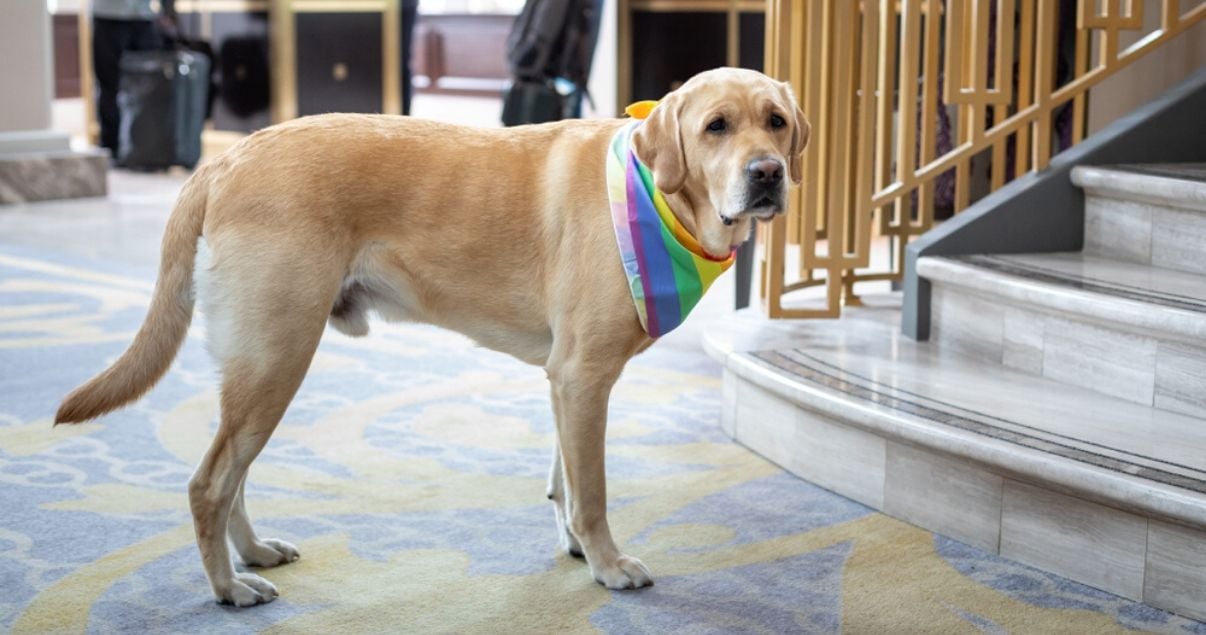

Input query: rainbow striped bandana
[607,115,735,338]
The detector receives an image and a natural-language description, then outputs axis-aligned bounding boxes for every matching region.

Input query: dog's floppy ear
[631,95,687,194]
[781,82,810,185]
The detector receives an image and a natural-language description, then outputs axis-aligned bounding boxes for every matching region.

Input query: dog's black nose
[746,158,783,185]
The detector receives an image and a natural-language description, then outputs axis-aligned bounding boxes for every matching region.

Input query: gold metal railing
[761,0,1205,318]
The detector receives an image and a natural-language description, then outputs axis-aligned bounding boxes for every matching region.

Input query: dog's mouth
[718,186,786,226]
[749,196,780,219]
[720,193,784,225]
[750,194,778,209]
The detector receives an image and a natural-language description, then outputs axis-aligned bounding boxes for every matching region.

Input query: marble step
[0,149,108,204]
[1075,164,1206,275]
[919,252,1206,415]
[704,297,1206,621]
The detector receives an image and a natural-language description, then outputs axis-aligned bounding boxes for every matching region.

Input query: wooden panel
[414,14,510,82]
[296,11,384,116]
[212,11,272,132]
[737,11,765,71]
[53,14,81,99]
[630,11,727,100]
[412,22,436,84]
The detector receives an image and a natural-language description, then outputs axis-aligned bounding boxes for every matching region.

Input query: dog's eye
[770,114,786,129]
[706,118,727,133]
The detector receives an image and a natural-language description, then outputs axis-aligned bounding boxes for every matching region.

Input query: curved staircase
[708,164,1206,621]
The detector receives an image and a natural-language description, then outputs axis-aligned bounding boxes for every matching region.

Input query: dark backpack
[502,0,597,126]
[506,0,593,86]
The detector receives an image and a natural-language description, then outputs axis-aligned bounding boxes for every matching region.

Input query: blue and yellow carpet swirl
[1,243,1204,633]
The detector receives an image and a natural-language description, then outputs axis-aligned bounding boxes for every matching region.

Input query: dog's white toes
[241,539,300,568]
[265,538,301,562]
[237,572,279,598]
[592,555,654,590]
[218,573,278,607]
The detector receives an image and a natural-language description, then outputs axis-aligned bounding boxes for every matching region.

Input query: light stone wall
[0,0,55,133]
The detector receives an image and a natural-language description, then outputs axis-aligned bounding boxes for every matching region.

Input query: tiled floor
[0,170,189,269]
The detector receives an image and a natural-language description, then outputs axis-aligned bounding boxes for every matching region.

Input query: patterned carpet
[2,242,1205,634]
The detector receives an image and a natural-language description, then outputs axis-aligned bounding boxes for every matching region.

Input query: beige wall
[0,0,54,133]
[1088,6,1206,135]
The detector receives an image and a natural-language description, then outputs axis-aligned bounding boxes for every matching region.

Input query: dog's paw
[217,573,278,607]
[240,538,301,568]
[591,555,653,590]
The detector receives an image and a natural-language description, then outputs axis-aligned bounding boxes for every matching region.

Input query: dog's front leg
[547,360,653,589]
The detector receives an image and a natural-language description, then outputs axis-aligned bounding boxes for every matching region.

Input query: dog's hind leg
[189,241,340,606]
[228,475,300,567]
[546,432,583,558]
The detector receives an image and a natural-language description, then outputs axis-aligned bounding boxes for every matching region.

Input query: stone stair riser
[1085,193,1206,276]
[929,283,1206,417]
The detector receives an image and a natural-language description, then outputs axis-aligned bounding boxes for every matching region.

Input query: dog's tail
[55,164,212,425]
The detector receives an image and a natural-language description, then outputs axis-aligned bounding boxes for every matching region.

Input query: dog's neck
[664,186,754,260]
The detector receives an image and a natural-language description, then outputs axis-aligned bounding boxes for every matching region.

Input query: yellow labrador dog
[55,67,808,606]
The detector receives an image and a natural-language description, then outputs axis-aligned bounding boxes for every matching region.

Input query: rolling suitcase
[179,37,218,121]
[116,48,211,170]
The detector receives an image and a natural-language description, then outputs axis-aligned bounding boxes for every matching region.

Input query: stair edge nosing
[725,349,1206,530]
[1072,165,1206,212]
[917,255,1206,345]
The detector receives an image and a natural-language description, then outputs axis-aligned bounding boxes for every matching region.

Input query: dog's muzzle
[720,158,787,226]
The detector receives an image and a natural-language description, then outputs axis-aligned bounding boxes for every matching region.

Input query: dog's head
[632,68,809,257]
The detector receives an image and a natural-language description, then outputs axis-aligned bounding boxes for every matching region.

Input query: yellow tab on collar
[624,100,659,120]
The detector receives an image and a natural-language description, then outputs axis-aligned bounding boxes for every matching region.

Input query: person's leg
[401,4,417,115]
[92,18,129,156]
